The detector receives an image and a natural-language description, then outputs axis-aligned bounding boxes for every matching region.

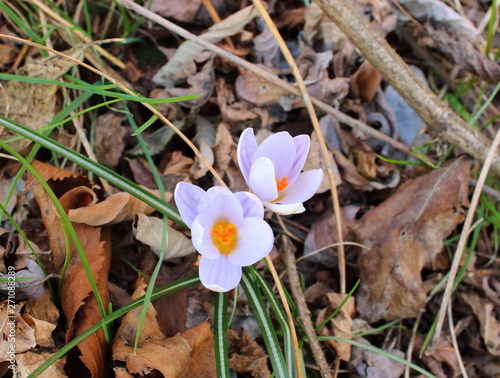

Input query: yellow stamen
[276,177,289,192]
[211,221,237,255]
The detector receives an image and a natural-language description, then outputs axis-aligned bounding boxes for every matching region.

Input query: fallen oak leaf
[316,293,355,361]
[15,351,67,378]
[68,189,171,226]
[25,161,111,377]
[354,157,470,322]
[132,213,195,261]
[112,277,215,377]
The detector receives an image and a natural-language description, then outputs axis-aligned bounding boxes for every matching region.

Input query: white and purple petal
[278,169,323,205]
[191,217,220,260]
[287,135,310,185]
[197,186,244,227]
[249,157,278,202]
[174,182,206,228]
[227,218,274,267]
[199,256,242,292]
[262,201,305,215]
[253,132,295,180]
[234,192,264,219]
[237,128,258,186]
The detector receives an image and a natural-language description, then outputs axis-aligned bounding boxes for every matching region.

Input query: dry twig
[282,235,333,378]
[314,0,500,176]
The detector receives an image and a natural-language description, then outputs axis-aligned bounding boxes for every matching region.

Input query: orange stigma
[211,221,237,255]
[276,177,289,192]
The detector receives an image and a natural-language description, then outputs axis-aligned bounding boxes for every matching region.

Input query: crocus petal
[174,182,205,228]
[262,201,305,215]
[234,192,264,219]
[199,256,242,292]
[249,157,278,202]
[237,128,258,186]
[287,135,310,185]
[279,169,323,204]
[254,132,295,179]
[191,217,220,260]
[228,217,274,267]
[197,186,244,228]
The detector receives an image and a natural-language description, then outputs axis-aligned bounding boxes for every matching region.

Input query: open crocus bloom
[237,128,324,215]
[174,183,274,292]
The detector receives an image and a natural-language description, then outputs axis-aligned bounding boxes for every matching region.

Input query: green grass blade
[28,275,201,377]
[0,73,198,104]
[0,115,186,228]
[214,292,230,378]
[250,267,295,378]
[241,268,288,378]
[317,336,436,377]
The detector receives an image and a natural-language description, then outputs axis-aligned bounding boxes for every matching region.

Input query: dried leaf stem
[314,0,500,176]
[429,123,500,353]
[282,236,333,378]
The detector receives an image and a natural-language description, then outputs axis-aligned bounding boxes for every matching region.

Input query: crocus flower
[237,128,323,215]
[174,183,274,292]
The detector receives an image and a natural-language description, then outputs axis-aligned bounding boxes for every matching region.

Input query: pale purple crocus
[237,128,323,215]
[174,183,274,292]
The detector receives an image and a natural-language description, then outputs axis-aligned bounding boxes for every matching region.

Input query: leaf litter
[0,0,499,377]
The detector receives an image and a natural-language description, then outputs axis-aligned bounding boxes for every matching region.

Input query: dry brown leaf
[132,213,195,260]
[68,189,166,226]
[112,278,215,377]
[214,122,234,175]
[303,208,357,268]
[26,288,59,348]
[217,88,261,126]
[355,157,471,322]
[350,337,405,377]
[151,0,203,22]
[317,293,355,361]
[461,291,500,356]
[94,112,128,168]
[61,227,110,378]
[235,68,288,106]
[303,130,341,194]
[350,60,382,103]
[426,24,500,82]
[15,351,67,378]
[0,41,18,69]
[26,161,110,377]
[228,328,271,378]
[0,302,36,362]
[0,47,85,152]
[413,334,458,377]
[189,116,216,180]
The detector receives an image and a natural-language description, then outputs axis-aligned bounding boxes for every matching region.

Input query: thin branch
[314,0,500,176]
[282,235,333,378]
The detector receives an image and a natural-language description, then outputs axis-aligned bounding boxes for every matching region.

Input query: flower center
[276,177,289,192]
[211,221,237,255]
